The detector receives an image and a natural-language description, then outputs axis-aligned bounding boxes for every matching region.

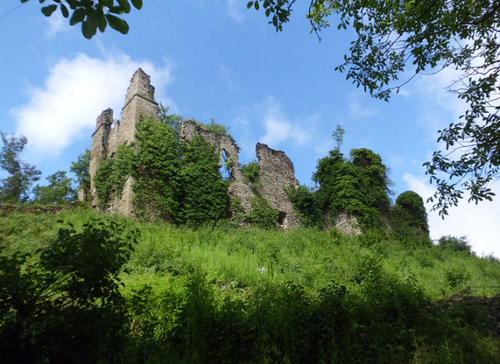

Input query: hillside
[1,206,499,363]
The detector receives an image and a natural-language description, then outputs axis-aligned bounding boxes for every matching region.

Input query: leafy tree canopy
[33,170,76,204]
[0,133,41,203]
[247,0,499,216]
[70,149,91,198]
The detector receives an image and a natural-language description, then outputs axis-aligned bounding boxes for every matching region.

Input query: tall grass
[1,207,499,299]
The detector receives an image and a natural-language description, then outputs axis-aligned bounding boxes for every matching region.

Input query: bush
[438,235,473,254]
[287,185,322,227]
[247,197,278,229]
[241,161,261,189]
[0,219,136,363]
[391,191,431,245]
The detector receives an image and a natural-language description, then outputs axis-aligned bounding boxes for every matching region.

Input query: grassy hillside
[1,207,500,363]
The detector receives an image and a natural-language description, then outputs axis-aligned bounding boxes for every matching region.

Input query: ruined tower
[89,68,159,215]
[117,68,159,147]
[89,108,113,207]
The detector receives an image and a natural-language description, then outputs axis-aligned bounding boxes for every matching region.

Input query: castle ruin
[88,69,300,228]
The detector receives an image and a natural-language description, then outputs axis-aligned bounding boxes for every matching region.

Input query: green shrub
[445,268,471,290]
[247,197,278,229]
[0,218,136,363]
[241,161,261,192]
[438,235,473,254]
[287,185,322,227]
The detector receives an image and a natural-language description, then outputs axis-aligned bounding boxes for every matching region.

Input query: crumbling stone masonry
[256,143,299,229]
[88,69,299,228]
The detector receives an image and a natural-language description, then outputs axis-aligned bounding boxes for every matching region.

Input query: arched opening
[219,148,232,181]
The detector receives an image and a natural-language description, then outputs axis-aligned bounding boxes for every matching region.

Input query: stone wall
[256,143,299,228]
[89,108,113,207]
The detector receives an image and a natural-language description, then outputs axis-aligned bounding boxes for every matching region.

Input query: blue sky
[0,0,498,256]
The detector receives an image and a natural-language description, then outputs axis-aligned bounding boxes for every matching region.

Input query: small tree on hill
[391,191,430,243]
[438,236,473,255]
[0,133,41,203]
[70,149,91,200]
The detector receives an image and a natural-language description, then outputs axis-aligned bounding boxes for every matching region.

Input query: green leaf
[82,17,97,39]
[131,0,143,10]
[117,0,131,13]
[70,8,85,25]
[60,4,69,18]
[97,14,107,33]
[41,4,58,17]
[105,14,129,34]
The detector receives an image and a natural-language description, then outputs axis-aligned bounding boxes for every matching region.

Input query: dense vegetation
[1,208,499,363]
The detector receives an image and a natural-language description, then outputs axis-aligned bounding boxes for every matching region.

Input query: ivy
[94,144,134,210]
[194,119,230,137]
[180,135,230,226]
[132,116,182,222]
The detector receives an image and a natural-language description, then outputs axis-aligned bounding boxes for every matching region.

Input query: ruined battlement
[88,69,299,228]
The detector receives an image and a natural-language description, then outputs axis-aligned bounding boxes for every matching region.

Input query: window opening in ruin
[278,211,287,227]
[219,149,232,181]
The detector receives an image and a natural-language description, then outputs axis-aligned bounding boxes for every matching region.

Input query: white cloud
[11,52,174,157]
[260,100,313,147]
[403,173,500,258]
